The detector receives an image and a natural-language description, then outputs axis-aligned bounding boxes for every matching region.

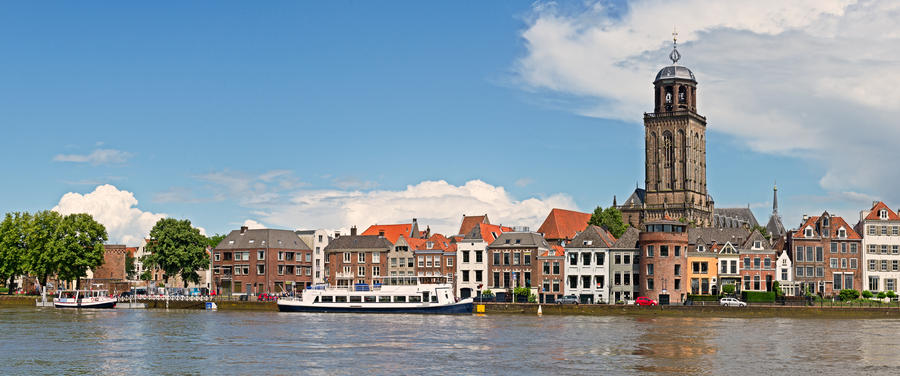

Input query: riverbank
[481,303,900,318]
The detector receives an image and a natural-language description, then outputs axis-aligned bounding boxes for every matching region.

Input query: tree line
[0,211,108,292]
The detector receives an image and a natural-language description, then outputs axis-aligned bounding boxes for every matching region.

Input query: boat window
[431,296,438,303]
[321,296,334,303]
[335,296,347,303]
[394,296,406,303]
[364,296,376,303]
[378,296,391,303]
[409,296,422,303]
[349,296,362,303]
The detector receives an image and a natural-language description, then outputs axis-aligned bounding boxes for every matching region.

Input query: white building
[563,225,616,304]
[775,248,799,296]
[455,223,509,299]
[856,202,900,292]
[296,229,332,285]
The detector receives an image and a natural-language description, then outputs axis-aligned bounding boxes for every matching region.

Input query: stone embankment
[479,303,900,318]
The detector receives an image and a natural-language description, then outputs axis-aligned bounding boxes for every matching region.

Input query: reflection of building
[213,226,314,296]
[639,219,689,303]
[856,202,900,292]
[563,225,616,304]
[610,227,640,303]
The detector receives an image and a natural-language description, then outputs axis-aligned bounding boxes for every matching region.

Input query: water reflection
[2,307,900,375]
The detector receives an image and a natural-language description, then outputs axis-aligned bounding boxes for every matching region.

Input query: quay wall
[479,303,900,318]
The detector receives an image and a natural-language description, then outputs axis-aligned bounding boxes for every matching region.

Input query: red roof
[542,245,566,257]
[537,208,591,240]
[864,202,900,221]
[458,215,489,236]
[362,224,412,243]
[477,223,513,243]
[412,234,452,251]
[793,213,862,239]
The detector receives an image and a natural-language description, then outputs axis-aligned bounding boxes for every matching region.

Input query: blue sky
[2,1,893,244]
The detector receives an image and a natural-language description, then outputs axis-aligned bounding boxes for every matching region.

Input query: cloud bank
[53,149,133,165]
[53,184,165,246]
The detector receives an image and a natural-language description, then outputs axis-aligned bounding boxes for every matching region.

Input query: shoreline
[4,295,900,318]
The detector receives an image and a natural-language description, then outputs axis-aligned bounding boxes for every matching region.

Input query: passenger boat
[54,290,117,309]
[277,276,473,314]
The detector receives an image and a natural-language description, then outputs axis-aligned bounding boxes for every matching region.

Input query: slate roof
[713,208,759,228]
[611,227,640,249]
[325,235,393,251]
[566,225,617,248]
[688,228,750,247]
[766,214,786,239]
[741,230,770,249]
[537,208,591,240]
[215,228,312,250]
[621,188,646,207]
[488,232,552,251]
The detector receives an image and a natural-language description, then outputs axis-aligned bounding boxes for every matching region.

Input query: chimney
[335,230,341,238]
[350,226,357,236]
[240,226,248,234]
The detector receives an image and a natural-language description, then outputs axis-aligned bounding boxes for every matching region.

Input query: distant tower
[621,31,712,227]
[766,181,786,238]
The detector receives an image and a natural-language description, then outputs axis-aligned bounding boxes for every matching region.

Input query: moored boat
[54,290,117,309]
[277,276,472,314]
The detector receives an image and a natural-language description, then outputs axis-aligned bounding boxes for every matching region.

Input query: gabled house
[456,223,512,299]
[855,201,900,293]
[609,227,640,303]
[787,212,862,296]
[737,230,777,292]
[563,225,616,304]
[537,208,591,247]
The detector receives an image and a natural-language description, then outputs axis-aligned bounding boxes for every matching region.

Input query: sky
[2,1,897,245]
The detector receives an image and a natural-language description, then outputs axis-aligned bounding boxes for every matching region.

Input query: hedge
[687,294,720,301]
[741,291,776,302]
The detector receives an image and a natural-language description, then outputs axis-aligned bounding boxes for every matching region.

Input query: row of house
[207,200,900,304]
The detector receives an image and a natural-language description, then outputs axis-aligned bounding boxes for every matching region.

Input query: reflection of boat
[54,290,117,309]
[277,277,473,314]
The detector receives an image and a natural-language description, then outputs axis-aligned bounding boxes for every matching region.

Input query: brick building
[413,234,456,285]
[212,226,314,296]
[486,232,551,302]
[639,219,689,304]
[90,244,127,280]
[738,231,778,292]
[787,212,862,296]
[324,227,392,287]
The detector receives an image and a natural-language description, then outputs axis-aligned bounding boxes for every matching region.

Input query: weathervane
[669,26,681,64]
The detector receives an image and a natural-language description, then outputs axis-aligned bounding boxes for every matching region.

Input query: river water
[1,306,899,375]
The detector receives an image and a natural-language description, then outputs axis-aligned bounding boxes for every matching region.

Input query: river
[1,306,899,375]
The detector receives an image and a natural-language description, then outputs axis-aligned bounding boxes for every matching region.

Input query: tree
[887,291,897,299]
[862,290,874,299]
[206,234,226,249]
[838,289,860,301]
[588,206,629,238]
[771,280,782,297]
[877,291,887,299]
[722,284,736,295]
[125,254,136,280]
[23,210,63,288]
[0,212,30,294]
[142,218,209,288]
[55,213,107,289]
[750,225,771,240]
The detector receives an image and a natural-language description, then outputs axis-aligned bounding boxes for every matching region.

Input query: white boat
[54,290,117,309]
[277,276,473,314]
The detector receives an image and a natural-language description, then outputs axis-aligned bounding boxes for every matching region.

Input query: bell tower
[626,32,713,226]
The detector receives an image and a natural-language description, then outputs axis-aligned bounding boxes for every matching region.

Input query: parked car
[635,297,658,306]
[556,295,579,305]
[720,297,747,307]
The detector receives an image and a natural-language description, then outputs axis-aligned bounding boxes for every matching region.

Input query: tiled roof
[462,223,513,243]
[362,224,412,243]
[864,202,900,221]
[458,215,489,236]
[566,225,617,248]
[488,232,552,252]
[537,208,591,240]
[325,235,393,251]
[792,213,862,240]
[688,228,750,246]
[215,228,312,251]
[542,245,566,257]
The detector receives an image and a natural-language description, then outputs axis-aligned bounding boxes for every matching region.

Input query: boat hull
[54,301,117,309]
[277,301,473,314]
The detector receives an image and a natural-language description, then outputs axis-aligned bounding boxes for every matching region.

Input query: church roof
[766,214,786,238]
[655,65,696,83]
[713,208,759,228]
[621,188,646,207]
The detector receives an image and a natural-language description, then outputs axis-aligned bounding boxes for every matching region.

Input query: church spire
[772,181,779,215]
[669,26,681,64]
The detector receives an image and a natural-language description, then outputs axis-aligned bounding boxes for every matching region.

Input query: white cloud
[514,178,534,187]
[514,0,900,204]
[333,177,379,190]
[53,149,132,165]
[242,219,267,229]
[193,169,306,206]
[255,179,577,235]
[53,184,166,246]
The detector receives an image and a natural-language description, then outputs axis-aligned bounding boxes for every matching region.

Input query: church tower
[620,33,713,227]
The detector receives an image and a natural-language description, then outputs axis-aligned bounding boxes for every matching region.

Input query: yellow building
[687,251,718,295]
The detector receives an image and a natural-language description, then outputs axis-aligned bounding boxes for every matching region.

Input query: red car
[635,297,658,306]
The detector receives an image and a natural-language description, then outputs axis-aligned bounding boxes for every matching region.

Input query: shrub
[862,290,874,299]
[513,287,531,297]
[482,289,493,297]
[877,291,887,299]
[772,281,782,297]
[887,291,897,299]
[838,289,860,301]
[722,284,736,295]
[741,291,776,302]
[687,294,719,301]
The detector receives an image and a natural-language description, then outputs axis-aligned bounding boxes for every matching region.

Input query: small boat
[277,276,473,314]
[54,290,117,309]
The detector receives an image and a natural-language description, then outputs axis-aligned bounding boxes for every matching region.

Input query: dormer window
[822,216,830,227]
[249,239,255,244]
[697,245,705,252]
[584,240,593,246]
[838,228,846,238]
[880,209,888,220]
[804,227,813,237]
[753,241,762,249]
[515,239,521,244]
[426,242,434,249]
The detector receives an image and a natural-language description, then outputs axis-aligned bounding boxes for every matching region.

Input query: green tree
[588,206,629,238]
[771,280,782,297]
[838,289,860,301]
[55,213,107,289]
[861,290,874,299]
[125,254,136,280]
[722,284,736,295]
[206,234,226,249]
[886,291,897,299]
[750,225,771,240]
[0,212,30,294]
[23,210,63,288]
[877,291,887,299]
[142,218,209,288]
